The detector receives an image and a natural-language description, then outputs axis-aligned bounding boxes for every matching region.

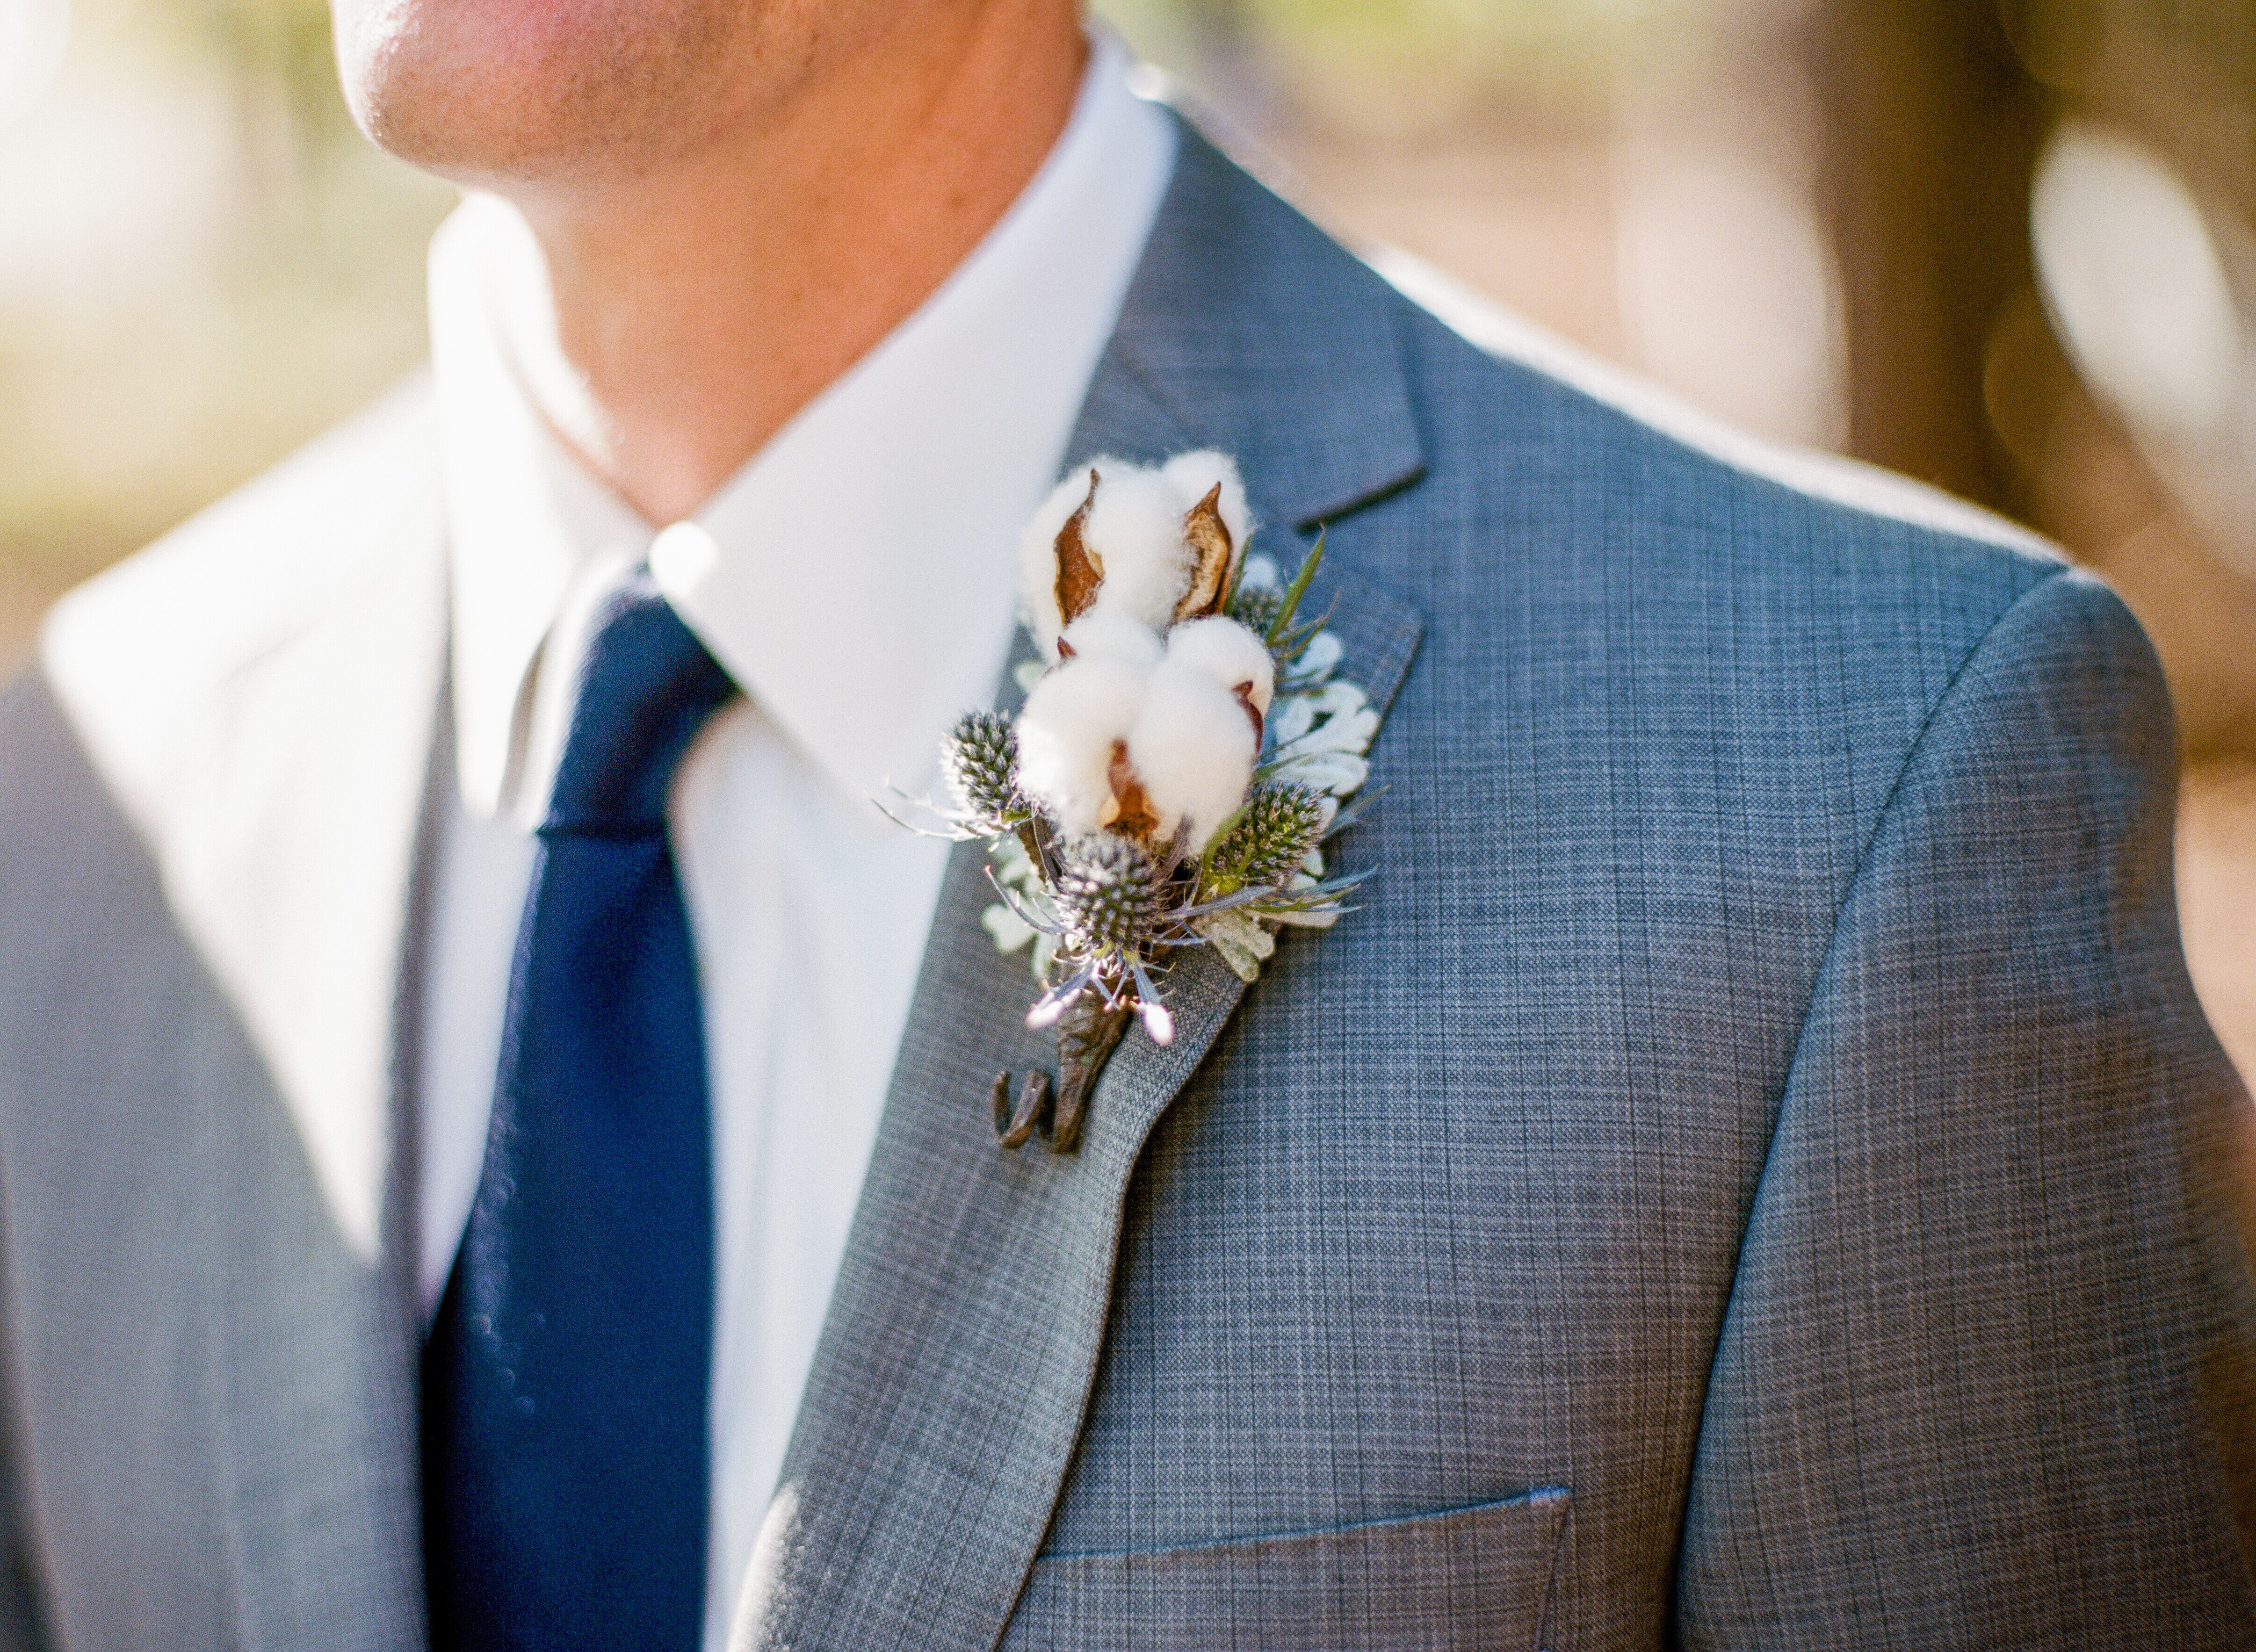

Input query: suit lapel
[40,388,447,1271]
[37,387,445,1646]
[200,516,444,1647]
[734,124,1424,1650]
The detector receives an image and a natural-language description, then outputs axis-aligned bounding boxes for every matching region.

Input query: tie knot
[545,572,737,832]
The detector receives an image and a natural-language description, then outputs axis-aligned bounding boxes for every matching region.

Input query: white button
[650,519,723,590]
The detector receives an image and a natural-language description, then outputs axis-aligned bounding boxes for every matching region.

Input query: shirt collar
[429,32,1178,822]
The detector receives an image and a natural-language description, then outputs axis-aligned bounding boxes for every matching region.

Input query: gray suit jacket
[2,123,2252,1650]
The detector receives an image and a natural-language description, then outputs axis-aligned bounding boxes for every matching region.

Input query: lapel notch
[1106,120,1426,532]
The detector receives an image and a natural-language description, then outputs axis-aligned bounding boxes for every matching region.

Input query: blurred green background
[3,0,2253,1073]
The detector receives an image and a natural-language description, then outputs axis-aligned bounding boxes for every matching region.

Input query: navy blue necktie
[424,572,736,1649]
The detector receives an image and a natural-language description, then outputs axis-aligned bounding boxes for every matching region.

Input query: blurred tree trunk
[1809,0,2053,513]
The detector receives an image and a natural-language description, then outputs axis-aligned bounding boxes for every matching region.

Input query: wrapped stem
[1050,995,1133,1153]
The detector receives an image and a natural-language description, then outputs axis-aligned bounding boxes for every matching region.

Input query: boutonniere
[891,452,1380,1151]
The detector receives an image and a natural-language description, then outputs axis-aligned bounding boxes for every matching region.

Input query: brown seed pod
[1172,483,1237,623]
[1099,738,1163,841]
[1054,468,1105,629]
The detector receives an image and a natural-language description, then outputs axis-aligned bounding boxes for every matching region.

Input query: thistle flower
[1228,581,1283,638]
[939,710,1027,837]
[1052,835,1164,956]
[1207,782,1331,891]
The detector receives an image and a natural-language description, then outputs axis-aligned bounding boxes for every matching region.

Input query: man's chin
[344,87,583,190]
[332,0,727,189]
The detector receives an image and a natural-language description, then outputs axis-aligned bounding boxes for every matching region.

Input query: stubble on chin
[333,0,749,191]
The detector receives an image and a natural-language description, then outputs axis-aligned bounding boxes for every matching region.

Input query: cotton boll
[1127,658,1258,851]
[1017,465,1108,660]
[1163,615,1275,717]
[1159,449,1252,557]
[1015,452,1258,661]
[1015,653,1150,837]
[1082,466,1196,631]
[1058,608,1164,669]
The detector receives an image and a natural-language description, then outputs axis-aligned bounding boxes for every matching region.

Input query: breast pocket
[1000,1486,1570,1652]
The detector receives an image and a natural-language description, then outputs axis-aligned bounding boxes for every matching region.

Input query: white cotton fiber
[1015,653,1150,837]
[1081,466,1197,631]
[1127,656,1258,851]
[1159,449,1252,559]
[1236,553,1282,596]
[1017,465,1107,660]
[1058,609,1164,669]
[1016,451,1259,663]
[1162,616,1275,716]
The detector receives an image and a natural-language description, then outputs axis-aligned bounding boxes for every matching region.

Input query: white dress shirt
[416,38,1176,1648]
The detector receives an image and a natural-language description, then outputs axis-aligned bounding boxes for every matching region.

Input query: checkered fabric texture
[0,121,2251,1650]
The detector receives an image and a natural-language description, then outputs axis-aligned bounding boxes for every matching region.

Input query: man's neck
[504,3,1089,525]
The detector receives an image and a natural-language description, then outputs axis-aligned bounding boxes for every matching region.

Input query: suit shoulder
[1177,132,2055,610]
[38,373,440,704]
[34,375,439,780]
[1921,563,2171,769]
[29,377,441,868]
[1325,245,2127,864]
[1369,247,2064,626]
